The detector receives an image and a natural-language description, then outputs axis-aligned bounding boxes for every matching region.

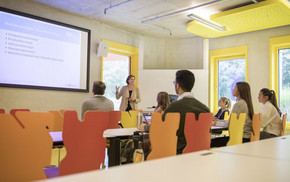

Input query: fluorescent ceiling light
[187,14,226,31]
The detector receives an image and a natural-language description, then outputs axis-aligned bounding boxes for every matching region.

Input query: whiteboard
[138,69,209,112]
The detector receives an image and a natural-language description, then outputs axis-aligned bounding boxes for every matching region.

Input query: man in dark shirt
[140,70,210,154]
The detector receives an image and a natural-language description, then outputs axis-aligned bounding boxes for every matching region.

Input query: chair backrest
[227,113,246,146]
[49,111,64,131]
[250,113,262,142]
[0,109,5,113]
[10,109,30,116]
[108,111,121,129]
[59,110,109,176]
[0,112,53,181]
[120,110,138,128]
[147,112,180,160]
[183,113,213,154]
[280,113,287,136]
[10,109,30,128]
[224,111,230,120]
[59,110,65,116]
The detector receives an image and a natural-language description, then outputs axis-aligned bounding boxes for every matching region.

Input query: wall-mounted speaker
[97,41,109,57]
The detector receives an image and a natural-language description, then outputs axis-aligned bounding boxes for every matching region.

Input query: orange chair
[108,111,121,129]
[10,109,30,128]
[60,110,65,116]
[49,111,64,131]
[0,109,5,114]
[0,112,53,181]
[59,110,109,176]
[280,113,287,136]
[250,113,262,142]
[183,113,213,154]
[147,112,180,160]
[10,109,30,116]
[227,113,246,146]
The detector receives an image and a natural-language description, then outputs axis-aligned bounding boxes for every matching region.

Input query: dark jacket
[162,97,210,154]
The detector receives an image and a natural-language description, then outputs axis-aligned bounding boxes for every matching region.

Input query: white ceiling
[30,0,264,38]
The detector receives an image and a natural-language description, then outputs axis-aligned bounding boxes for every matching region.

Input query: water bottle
[133,141,144,163]
[137,111,143,129]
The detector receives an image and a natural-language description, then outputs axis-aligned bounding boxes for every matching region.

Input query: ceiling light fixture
[187,14,226,31]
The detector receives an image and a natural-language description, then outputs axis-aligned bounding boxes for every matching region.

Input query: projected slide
[0,8,90,91]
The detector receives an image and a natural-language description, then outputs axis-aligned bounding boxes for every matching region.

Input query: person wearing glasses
[139,70,210,154]
[116,75,141,111]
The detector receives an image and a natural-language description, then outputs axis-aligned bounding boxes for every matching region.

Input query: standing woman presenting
[116,75,141,111]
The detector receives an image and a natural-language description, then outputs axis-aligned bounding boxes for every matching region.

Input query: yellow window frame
[269,34,290,128]
[209,46,248,112]
[100,40,139,86]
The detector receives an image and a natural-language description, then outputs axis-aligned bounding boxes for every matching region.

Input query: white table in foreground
[41,149,290,182]
[213,135,290,161]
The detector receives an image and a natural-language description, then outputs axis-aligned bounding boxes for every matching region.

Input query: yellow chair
[120,110,138,128]
[223,111,230,120]
[280,113,287,136]
[250,113,262,142]
[227,113,246,146]
[147,112,180,160]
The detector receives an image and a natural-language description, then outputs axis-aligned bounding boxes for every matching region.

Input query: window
[101,40,139,110]
[209,46,248,112]
[278,48,290,119]
[218,58,246,106]
[270,35,290,124]
[103,53,130,110]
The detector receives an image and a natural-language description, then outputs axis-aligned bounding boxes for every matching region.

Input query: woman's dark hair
[175,70,195,92]
[126,75,135,84]
[93,81,106,95]
[236,82,254,120]
[260,88,282,116]
[156,91,170,111]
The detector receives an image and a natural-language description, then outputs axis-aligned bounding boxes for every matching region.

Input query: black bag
[120,131,150,164]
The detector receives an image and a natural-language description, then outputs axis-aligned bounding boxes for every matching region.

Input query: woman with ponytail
[214,97,231,121]
[258,88,282,139]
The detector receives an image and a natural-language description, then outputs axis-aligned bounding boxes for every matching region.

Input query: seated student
[258,88,282,139]
[213,97,231,122]
[139,70,210,154]
[81,81,114,119]
[211,82,254,147]
[154,91,170,113]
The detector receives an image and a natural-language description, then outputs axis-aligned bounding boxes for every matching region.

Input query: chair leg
[58,148,61,167]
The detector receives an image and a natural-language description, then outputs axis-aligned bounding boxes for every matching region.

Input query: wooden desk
[41,149,290,182]
[213,135,290,161]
